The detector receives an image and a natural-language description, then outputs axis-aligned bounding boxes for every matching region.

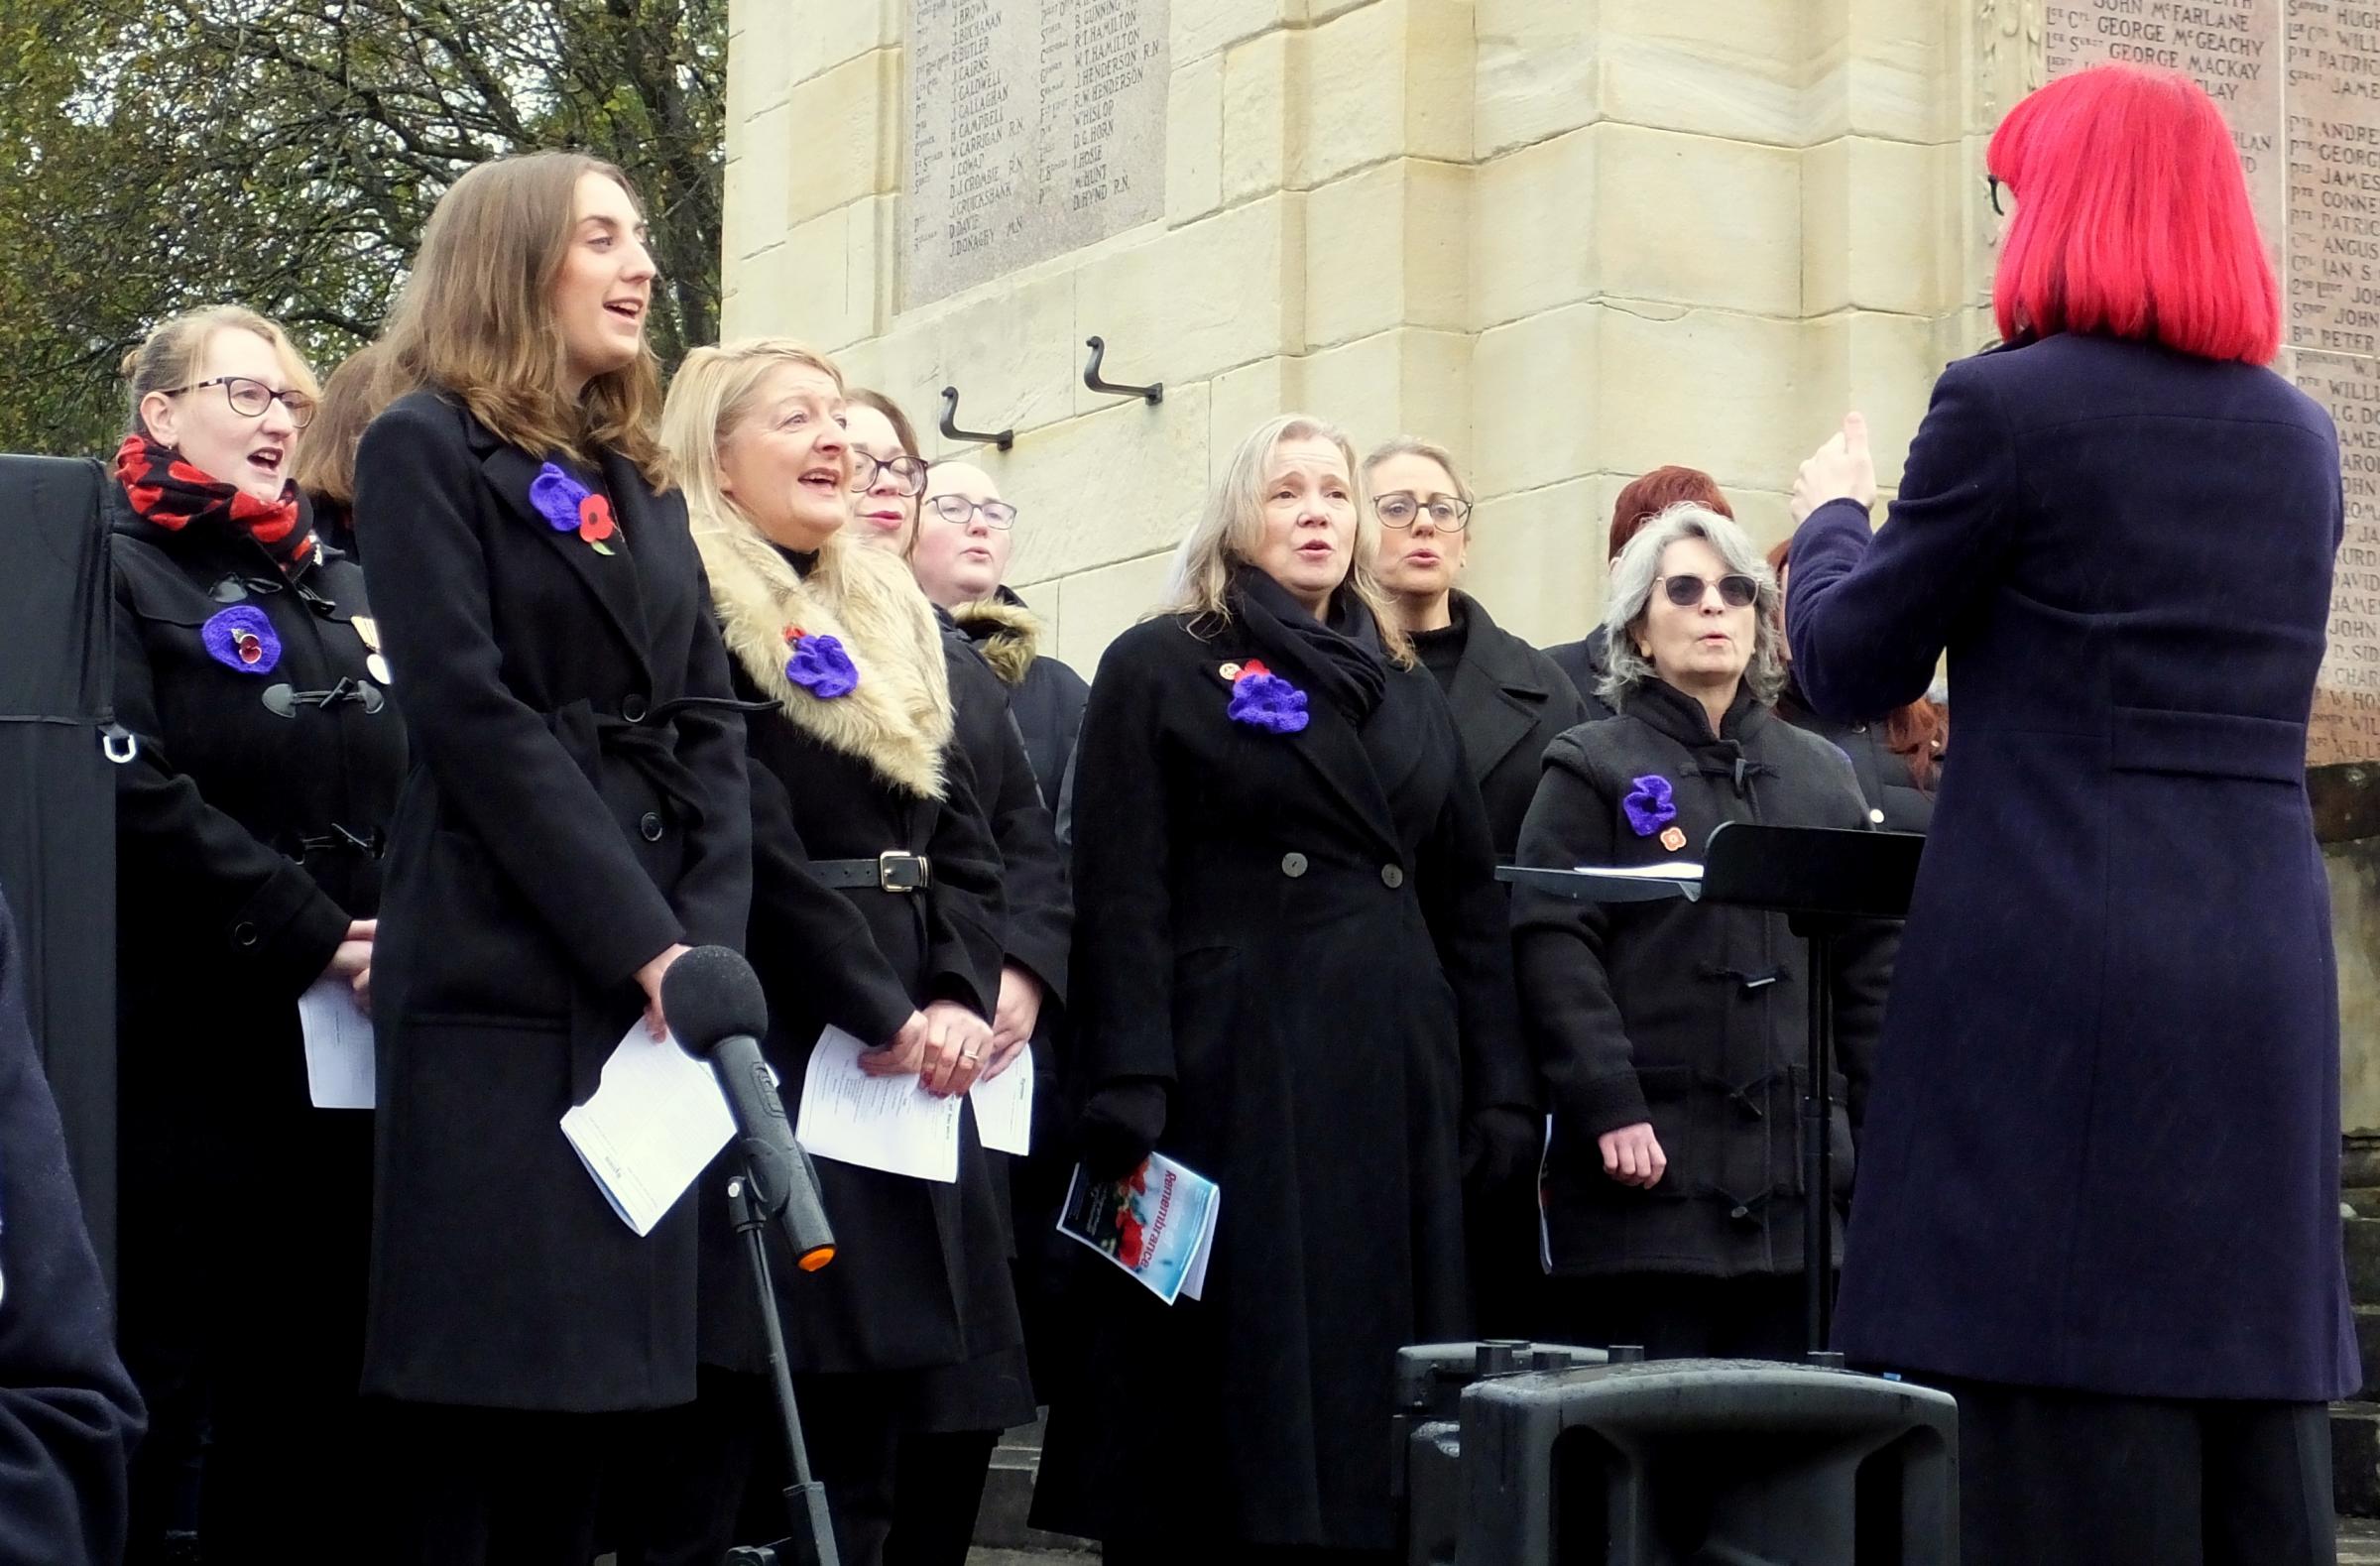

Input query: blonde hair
[121,305,318,439]
[376,152,666,486]
[290,341,390,506]
[1361,434,1474,506]
[658,337,848,595]
[1159,414,1413,666]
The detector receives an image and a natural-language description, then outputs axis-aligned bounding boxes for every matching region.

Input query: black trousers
[1105,1546,1395,1566]
[1927,1377,2334,1566]
[383,1402,638,1566]
[1543,1270,1810,1362]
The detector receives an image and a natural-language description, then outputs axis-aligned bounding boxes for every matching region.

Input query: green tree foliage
[0,0,725,457]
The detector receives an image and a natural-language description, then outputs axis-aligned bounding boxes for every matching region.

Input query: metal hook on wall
[938,385,1014,451]
[1083,336,1162,405]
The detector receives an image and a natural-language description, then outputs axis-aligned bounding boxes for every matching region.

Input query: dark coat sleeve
[1787,360,2018,719]
[667,575,756,953]
[951,647,1072,1004]
[0,893,142,1566]
[745,761,917,1049]
[1510,734,1652,1137]
[109,572,348,998]
[917,741,1010,1021]
[1066,635,1175,1088]
[354,400,683,986]
[1416,719,1533,1119]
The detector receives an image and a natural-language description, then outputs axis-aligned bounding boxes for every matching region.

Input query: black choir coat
[1788,331,2357,1401]
[1510,679,1893,1278]
[1775,682,1937,835]
[1542,625,1616,720]
[0,886,143,1566]
[1434,591,1591,857]
[949,587,1090,814]
[698,527,1025,1418]
[108,490,402,1471]
[353,391,753,1411]
[1032,596,1531,1552]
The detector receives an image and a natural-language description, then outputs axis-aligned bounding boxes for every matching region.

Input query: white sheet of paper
[298,976,376,1109]
[559,1024,736,1237]
[1575,861,1704,880]
[1179,1185,1222,1299]
[969,1046,1034,1156]
[794,1026,962,1183]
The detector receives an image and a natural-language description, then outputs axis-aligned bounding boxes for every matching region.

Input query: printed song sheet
[559,1024,737,1236]
[969,1046,1034,1156]
[1057,1152,1221,1306]
[298,975,376,1109]
[794,1026,963,1183]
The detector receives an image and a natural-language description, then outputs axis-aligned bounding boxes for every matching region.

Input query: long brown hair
[375,152,667,486]
[1765,538,1947,790]
[290,341,390,506]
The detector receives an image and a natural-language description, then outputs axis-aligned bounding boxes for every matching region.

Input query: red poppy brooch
[530,462,621,555]
[1224,659,1308,734]
[783,627,859,699]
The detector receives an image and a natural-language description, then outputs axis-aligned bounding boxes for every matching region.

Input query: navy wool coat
[1787,332,2355,1402]
[354,393,754,1411]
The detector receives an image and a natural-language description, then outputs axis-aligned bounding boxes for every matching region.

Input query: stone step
[2349,1213,2380,1307]
[970,1412,1093,1556]
[2340,1401,2380,1517]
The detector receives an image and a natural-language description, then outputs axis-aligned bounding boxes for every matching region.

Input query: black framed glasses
[851,450,928,496]
[924,493,1017,530]
[160,375,316,428]
[1659,573,1758,609]
[1986,174,2006,216]
[1374,491,1472,531]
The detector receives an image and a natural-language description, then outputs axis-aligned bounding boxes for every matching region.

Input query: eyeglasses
[924,494,1017,530]
[851,450,928,497]
[160,375,316,429]
[1374,491,1472,532]
[1985,174,2007,216]
[1659,573,1758,609]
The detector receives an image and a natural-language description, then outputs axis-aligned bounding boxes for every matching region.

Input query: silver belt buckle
[878,850,929,893]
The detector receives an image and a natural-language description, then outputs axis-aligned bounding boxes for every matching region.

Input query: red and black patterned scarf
[113,432,314,575]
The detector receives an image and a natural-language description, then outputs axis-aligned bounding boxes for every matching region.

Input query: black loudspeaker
[0,455,120,1278]
[1456,1359,1960,1566]
[1393,1341,1608,1566]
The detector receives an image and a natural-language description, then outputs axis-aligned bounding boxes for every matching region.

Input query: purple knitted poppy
[200,605,281,674]
[1622,774,1676,837]
[784,633,860,699]
[529,462,590,532]
[1228,670,1310,734]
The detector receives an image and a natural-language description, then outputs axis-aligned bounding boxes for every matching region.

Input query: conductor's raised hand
[1598,1122,1668,1189]
[1791,412,1877,522]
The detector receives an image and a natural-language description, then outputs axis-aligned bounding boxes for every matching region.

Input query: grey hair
[1598,502,1785,708]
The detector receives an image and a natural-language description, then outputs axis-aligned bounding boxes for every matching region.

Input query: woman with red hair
[1544,466,1734,717]
[1787,64,2348,1563]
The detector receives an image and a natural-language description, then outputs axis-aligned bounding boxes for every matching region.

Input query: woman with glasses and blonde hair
[1030,414,1532,1564]
[107,304,404,1559]
[1510,503,1892,1362]
[350,152,755,1562]
[647,339,1026,1566]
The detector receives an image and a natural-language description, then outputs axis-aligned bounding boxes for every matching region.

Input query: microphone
[662,945,836,1271]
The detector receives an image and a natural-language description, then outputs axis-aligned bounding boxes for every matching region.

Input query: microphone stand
[722,1171,839,1566]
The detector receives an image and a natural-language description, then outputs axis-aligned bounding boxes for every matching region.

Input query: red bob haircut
[1987,63,2279,364]
[1608,465,1732,561]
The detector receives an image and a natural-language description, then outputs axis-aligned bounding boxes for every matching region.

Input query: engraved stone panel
[905,0,1170,308]
[2289,2,2380,359]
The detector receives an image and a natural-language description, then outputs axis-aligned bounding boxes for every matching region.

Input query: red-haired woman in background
[1762,538,1944,832]
[1544,466,1735,718]
[1787,64,2348,1564]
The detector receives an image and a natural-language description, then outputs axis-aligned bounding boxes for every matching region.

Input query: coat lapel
[1244,636,1406,861]
[475,436,653,680]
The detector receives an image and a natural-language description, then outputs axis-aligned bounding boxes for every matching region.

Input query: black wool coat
[109,493,404,1417]
[1434,591,1590,858]
[1542,625,1616,721]
[1511,679,1893,1279]
[1790,332,2355,1401]
[0,886,144,1566]
[950,587,1091,813]
[353,392,753,1411]
[1033,602,1531,1553]
[1776,682,1937,835]
[696,531,1023,1413]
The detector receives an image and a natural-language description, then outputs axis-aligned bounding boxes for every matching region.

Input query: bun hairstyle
[121,305,318,439]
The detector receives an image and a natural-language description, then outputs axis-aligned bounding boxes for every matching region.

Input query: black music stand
[1500,822,1923,1354]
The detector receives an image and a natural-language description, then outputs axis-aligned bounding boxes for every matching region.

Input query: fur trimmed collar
[949,591,1044,688]
[697,524,954,798]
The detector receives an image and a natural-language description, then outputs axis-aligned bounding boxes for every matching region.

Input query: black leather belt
[813,852,931,893]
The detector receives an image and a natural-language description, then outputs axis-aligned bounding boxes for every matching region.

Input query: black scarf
[1230,564,1389,725]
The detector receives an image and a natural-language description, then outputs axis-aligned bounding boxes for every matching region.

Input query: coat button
[1850,722,1868,734]
[1380,864,1405,889]
[1280,852,1308,878]
[621,694,649,723]
[231,921,258,948]
[640,812,665,842]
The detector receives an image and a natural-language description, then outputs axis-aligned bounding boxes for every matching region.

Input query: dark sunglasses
[1660,573,1758,609]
